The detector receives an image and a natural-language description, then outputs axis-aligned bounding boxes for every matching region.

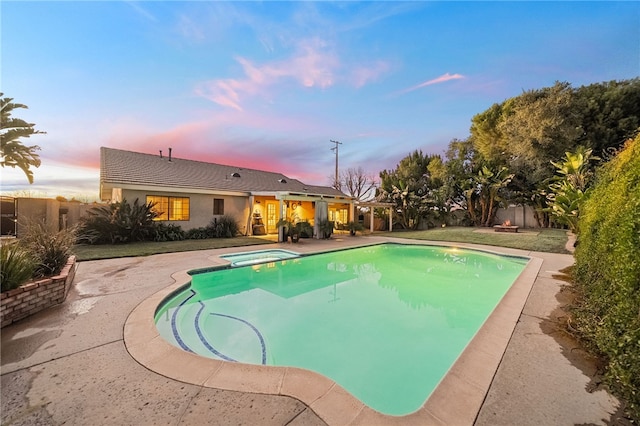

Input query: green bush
[153,223,185,242]
[0,242,35,292]
[185,227,210,240]
[573,134,640,420]
[182,216,239,240]
[296,221,314,238]
[19,221,75,278]
[77,198,158,244]
[209,215,239,238]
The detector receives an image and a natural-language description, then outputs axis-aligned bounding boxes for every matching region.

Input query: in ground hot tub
[220,249,300,267]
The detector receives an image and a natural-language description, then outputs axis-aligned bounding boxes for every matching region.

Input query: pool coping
[124,240,543,425]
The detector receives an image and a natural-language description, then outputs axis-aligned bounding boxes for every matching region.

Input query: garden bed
[0,256,77,328]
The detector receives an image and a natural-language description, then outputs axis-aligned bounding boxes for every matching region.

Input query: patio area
[1,236,625,425]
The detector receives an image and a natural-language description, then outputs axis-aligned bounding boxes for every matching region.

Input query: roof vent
[278,178,287,183]
[231,172,241,178]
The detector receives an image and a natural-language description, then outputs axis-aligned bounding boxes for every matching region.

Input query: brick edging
[1,255,77,328]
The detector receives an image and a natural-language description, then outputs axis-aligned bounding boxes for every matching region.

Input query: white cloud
[397,73,465,95]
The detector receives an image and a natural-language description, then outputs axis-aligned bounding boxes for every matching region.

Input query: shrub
[78,198,158,244]
[573,134,640,420]
[19,221,75,278]
[185,227,211,240]
[209,215,239,238]
[317,219,334,239]
[0,242,35,292]
[153,223,185,242]
[296,221,314,238]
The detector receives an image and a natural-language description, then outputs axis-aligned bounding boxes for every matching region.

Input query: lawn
[73,236,273,261]
[377,227,570,254]
[73,227,570,261]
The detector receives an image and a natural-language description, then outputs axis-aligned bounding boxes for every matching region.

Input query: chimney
[159,150,163,159]
[168,147,172,162]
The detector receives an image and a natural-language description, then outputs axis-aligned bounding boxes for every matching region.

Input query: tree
[378,150,443,229]
[339,167,377,201]
[497,82,582,183]
[573,78,640,156]
[1,93,45,184]
[466,165,514,227]
[441,138,482,211]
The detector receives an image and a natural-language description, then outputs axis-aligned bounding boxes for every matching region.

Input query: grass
[73,227,570,261]
[377,227,570,253]
[73,236,273,261]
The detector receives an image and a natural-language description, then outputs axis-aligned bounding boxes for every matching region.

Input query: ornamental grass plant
[19,220,76,278]
[0,241,35,292]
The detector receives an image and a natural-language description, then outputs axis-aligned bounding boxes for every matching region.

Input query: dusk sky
[1,1,638,200]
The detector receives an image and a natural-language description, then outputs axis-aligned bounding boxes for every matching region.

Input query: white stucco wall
[120,189,248,232]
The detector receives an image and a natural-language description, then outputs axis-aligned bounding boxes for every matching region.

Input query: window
[213,198,224,215]
[146,196,190,221]
[329,208,348,225]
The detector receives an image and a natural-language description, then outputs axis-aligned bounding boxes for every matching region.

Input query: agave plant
[77,198,159,244]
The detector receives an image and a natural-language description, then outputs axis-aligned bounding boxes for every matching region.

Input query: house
[99,147,355,239]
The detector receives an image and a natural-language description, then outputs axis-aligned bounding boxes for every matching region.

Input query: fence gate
[0,197,16,236]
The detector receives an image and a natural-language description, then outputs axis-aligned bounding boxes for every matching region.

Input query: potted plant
[346,221,364,236]
[296,221,313,238]
[276,217,300,243]
[317,219,334,239]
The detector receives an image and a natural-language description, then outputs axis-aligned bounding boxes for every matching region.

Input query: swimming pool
[220,249,300,267]
[155,243,528,415]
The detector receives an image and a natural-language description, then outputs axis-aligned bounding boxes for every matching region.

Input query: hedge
[573,133,640,420]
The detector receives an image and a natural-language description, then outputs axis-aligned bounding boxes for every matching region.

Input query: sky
[1,1,639,201]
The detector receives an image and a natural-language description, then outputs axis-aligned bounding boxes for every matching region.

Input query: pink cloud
[396,72,465,95]
[350,61,391,88]
[85,106,339,185]
[196,38,340,110]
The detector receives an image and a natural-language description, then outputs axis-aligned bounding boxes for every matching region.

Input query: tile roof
[100,147,347,197]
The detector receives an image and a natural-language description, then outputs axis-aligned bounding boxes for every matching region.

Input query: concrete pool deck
[1,236,625,425]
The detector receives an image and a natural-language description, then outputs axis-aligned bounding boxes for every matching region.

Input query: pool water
[155,243,528,415]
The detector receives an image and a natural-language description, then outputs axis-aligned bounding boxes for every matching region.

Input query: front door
[266,202,278,233]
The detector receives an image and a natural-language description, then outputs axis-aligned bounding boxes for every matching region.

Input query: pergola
[352,201,395,232]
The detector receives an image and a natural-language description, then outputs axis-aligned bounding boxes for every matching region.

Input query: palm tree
[1,93,45,184]
[467,165,514,227]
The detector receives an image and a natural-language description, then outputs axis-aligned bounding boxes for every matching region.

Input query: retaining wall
[1,256,77,328]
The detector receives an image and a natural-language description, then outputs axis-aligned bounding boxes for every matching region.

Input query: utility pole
[330,139,342,189]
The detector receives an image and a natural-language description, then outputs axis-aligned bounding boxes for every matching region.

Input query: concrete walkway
[1,236,626,425]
